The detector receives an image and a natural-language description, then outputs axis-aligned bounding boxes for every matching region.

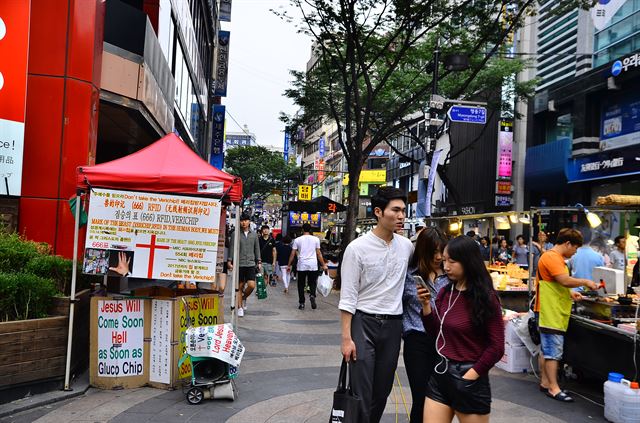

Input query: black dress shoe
[298,303,305,310]
[310,296,317,309]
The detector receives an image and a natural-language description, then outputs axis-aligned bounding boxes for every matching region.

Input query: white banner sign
[83,189,221,281]
[97,299,144,378]
[150,300,172,384]
[185,324,245,367]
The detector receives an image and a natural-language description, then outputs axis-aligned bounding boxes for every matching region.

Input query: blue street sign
[447,105,487,124]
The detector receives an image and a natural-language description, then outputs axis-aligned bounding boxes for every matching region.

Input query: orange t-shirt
[534,249,568,312]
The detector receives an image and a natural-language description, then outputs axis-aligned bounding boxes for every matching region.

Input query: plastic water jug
[619,380,640,423]
[604,372,625,422]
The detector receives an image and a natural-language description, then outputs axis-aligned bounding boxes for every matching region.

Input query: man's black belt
[356,310,402,320]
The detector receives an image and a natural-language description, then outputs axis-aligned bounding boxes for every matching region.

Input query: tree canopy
[277,0,595,245]
[224,146,299,205]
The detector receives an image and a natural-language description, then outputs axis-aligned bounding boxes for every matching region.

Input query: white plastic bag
[317,272,333,297]
[513,311,541,356]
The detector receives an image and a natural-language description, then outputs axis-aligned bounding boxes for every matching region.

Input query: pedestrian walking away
[228,214,262,317]
[402,227,449,423]
[259,225,277,286]
[288,223,328,310]
[534,228,598,402]
[418,235,505,423]
[275,235,293,293]
[339,186,413,423]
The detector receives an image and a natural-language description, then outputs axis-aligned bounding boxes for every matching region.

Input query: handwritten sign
[84,189,221,281]
[150,300,172,384]
[97,299,144,377]
[185,324,245,367]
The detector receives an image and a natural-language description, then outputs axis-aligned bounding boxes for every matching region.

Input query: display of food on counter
[487,263,529,280]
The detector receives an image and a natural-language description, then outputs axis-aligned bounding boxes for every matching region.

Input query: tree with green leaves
[224,145,300,206]
[277,0,594,247]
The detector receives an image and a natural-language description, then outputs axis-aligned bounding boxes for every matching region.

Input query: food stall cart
[424,211,532,312]
[528,203,640,382]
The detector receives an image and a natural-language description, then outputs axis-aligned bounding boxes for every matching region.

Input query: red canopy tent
[76,133,242,202]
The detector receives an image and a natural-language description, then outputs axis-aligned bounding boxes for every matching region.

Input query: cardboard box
[504,319,524,346]
[495,343,532,373]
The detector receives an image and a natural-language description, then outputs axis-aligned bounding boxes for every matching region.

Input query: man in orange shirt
[534,228,597,402]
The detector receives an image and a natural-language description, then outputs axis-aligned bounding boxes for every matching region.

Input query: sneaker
[242,299,247,310]
[237,307,244,317]
[310,296,317,310]
[298,303,305,310]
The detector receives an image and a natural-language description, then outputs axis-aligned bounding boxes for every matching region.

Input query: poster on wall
[0,1,30,196]
[149,300,172,384]
[83,189,221,282]
[97,299,144,378]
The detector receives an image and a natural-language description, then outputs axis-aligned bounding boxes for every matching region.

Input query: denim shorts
[262,263,274,276]
[540,332,564,361]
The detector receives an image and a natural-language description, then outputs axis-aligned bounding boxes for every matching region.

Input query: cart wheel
[187,387,204,405]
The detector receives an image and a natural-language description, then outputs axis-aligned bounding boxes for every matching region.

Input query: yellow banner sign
[298,184,312,201]
[342,170,386,185]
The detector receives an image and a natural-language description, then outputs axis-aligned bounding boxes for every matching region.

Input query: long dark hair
[409,227,447,280]
[444,236,499,329]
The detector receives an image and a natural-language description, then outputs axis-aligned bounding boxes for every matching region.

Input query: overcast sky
[222,1,311,149]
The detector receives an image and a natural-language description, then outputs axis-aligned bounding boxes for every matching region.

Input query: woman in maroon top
[417,236,504,423]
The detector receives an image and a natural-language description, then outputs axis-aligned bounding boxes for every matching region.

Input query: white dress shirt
[339,231,413,315]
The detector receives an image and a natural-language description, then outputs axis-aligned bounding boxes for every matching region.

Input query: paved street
[2,279,607,423]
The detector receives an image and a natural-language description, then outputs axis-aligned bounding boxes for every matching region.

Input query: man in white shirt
[610,235,627,271]
[339,186,413,423]
[288,223,328,310]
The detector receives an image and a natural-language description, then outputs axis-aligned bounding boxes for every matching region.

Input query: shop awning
[286,196,346,213]
[76,133,243,202]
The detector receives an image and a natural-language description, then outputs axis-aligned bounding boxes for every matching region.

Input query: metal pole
[231,205,241,332]
[64,190,83,391]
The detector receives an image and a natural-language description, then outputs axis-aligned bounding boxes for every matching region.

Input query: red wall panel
[27,0,69,76]
[19,197,58,247]
[20,0,105,258]
[67,0,97,83]
[22,75,64,198]
[60,79,94,199]
[54,199,86,259]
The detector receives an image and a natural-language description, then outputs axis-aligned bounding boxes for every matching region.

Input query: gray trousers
[351,311,402,423]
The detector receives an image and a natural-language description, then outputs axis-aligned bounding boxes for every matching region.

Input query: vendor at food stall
[534,228,598,402]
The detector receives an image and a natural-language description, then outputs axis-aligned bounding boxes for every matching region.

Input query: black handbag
[330,359,361,423]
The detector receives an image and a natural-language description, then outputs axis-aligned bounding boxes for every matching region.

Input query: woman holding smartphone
[417,236,504,423]
[402,227,449,423]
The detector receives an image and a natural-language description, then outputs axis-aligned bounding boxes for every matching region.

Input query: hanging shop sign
[0,0,30,196]
[567,147,640,183]
[209,105,225,169]
[298,184,312,201]
[283,132,290,162]
[97,299,145,377]
[495,121,513,207]
[289,211,321,227]
[214,31,230,97]
[83,189,221,282]
[219,0,232,22]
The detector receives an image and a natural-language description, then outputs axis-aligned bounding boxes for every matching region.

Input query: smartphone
[414,275,436,297]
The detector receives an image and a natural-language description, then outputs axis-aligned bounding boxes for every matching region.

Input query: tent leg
[231,205,241,332]
[64,191,82,391]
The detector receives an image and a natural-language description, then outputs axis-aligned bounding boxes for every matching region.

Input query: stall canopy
[76,133,242,202]
[286,196,346,213]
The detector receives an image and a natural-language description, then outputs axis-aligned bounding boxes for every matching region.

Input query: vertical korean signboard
[283,132,290,163]
[214,31,230,97]
[0,1,30,196]
[495,120,513,207]
[210,105,225,169]
[97,299,145,377]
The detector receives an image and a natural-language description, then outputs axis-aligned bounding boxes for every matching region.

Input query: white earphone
[433,283,462,375]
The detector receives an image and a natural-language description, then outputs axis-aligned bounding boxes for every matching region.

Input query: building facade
[1,0,228,257]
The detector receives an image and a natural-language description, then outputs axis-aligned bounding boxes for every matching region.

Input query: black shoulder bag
[330,359,361,423]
